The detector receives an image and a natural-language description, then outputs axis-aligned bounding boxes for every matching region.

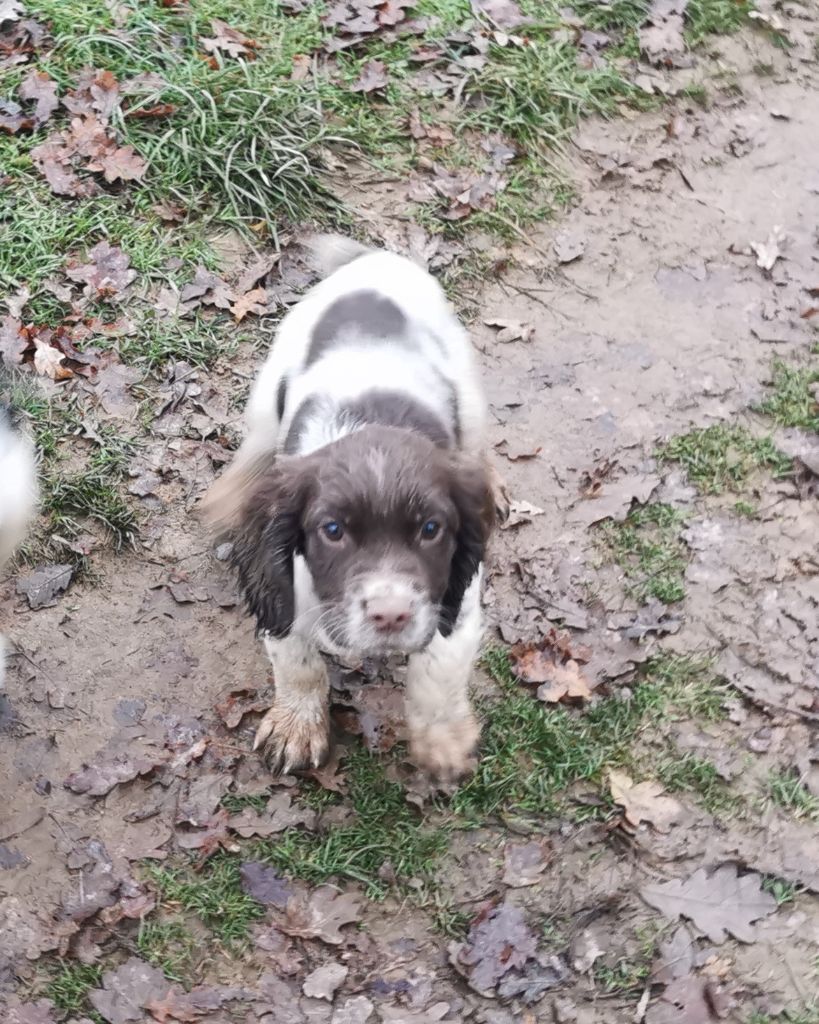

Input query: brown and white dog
[0,400,38,689]
[204,236,494,781]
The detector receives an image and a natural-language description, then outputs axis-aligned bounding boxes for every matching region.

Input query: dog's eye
[420,519,441,541]
[322,520,344,542]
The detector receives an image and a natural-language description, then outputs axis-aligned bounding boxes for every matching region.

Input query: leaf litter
[641,864,778,943]
[449,901,538,996]
[608,770,684,832]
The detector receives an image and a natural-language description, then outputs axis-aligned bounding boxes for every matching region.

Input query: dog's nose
[365,595,412,633]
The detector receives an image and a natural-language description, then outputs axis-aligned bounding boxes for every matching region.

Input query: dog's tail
[0,401,38,568]
[304,233,372,278]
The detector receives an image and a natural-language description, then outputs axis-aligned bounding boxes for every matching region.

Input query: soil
[2,16,819,1024]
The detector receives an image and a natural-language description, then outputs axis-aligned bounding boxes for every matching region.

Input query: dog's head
[206,426,493,657]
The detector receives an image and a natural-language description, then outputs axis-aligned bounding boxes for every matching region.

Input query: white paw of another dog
[253,700,330,775]
[409,714,481,783]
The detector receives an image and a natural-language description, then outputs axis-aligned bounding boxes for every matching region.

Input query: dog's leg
[254,632,330,773]
[405,572,483,782]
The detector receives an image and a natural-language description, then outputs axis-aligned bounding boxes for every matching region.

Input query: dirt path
[2,16,819,1024]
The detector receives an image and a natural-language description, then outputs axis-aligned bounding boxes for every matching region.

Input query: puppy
[204,236,494,780]
[0,400,38,689]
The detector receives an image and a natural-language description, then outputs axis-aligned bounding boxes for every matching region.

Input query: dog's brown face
[224,426,493,657]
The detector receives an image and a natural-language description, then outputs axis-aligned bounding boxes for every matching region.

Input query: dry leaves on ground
[350,58,389,93]
[639,0,690,67]
[321,0,416,51]
[279,885,361,945]
[511,628,594,703]
[449,901,538,995]
[502,840,551,887]
[484,317,534,343]
[64,743,169,797]
[240,861,295,909]
[641,864,777,943]
[609,770,684,832]
[570,471,661,526]
[302,962,348,1001]
[16,563,73,609]
[66,241,137,298]
[89,957,170,1024]
[646,974,732,1024]
[200,19,258,60]
[227,792,317,837]
[750,226,785,273]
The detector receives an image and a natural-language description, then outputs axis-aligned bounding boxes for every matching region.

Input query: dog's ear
[438,457,494,637]
[225,459,310,639]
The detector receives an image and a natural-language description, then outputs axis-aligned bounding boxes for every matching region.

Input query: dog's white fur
[0,408,38,689]
[211,236,488,779]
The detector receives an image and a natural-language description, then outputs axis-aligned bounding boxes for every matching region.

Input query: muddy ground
[2,11,819,1024]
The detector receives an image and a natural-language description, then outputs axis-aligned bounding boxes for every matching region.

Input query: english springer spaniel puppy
[0,400,38,688]
[204,236,495,781]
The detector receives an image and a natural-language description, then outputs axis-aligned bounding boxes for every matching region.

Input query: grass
[762,875,803,906]
[137,917,201,983]
[757,360,819,434]
[254,744,448,897]
[658,423,793,494]
[453,648,723,818]
[749,1006,819,1024]
[767,769,819,822]
[45,962,103,1018]
[600,503,687,604]
[656,750,740,817]
[144,854,266,946]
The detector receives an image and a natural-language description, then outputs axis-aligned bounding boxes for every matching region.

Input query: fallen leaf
[179,266,235,309]
[228,792,317,837]
[501,499,545,530]
[646,974,721,1024]
[334,684,406,752]
[502,840,551,887]
[641,864,777,943]
[19,68,58,125]
[30,138,91,196]
[240,861,295,909]
[609,770,684,831]
[484,317,534,343]
[280,885,361,945]
[33,336,72,380]
[639,0,689,67]
[66,241,137,298]
[470,0,529,29]
[553,229,586,264]
[651,925,695,983]
[89,957,171,1024]
[16,564,73,609]
[231,286,267,322]
[0,98,31,134]
[332,996,376,1024]
[201,18,258,59]
[511,631,593,703]
[570,472,661,526]
[302,962,348,1001]
[449,901,537,995]
[1,998,59,1024]
[350,59,388,93]
[535,660,592,703]
[215,684,268,728]
[750,226,785,272]
[494,439,541,461]
[65,745,168,797]
[176,810,238,858]
[86,142,147,182]
[145,984,253,1022]
[623,599,682,640]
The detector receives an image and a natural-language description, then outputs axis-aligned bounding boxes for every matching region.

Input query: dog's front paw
[253,701,330,774]
[409,715,481,783]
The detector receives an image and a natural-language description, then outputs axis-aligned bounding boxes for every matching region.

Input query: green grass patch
[137,917,201,983]
[600,503,687,604]
[453,649,723,818]
[253,744,448,897]
[749,1006,819,1024]
[658,423,793,494]
[758,360,819,434]
[656,750,740,817]
[45,962,103,1018]
[762,875,803,906]
[767,769,819,822]
[144,854,266,945]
